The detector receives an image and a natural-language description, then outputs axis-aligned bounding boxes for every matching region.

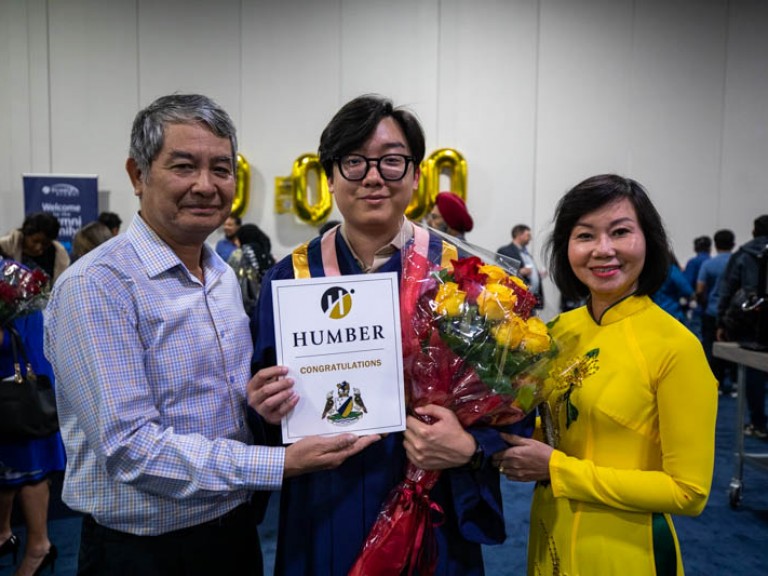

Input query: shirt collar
[127,214,226,284]
[338,217,413,273]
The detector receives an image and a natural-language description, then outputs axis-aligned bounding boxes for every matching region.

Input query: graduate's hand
[283,433,381,478]
[247,365,298,425]
[403,404,476,470]
[492,433,553,482]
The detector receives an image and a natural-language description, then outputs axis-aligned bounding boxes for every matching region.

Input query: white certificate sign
[272,272,405,443]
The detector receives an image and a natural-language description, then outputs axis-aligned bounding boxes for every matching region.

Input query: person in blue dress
[652,252,694,328]
[683,235,711,289]
[250,95,525,575]
[0,260,65,576]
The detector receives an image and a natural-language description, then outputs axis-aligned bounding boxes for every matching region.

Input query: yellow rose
[477,283,517,321]
[523,316,552,354]
[509,275,527,289]
[434,282,466,317]
[478,264,509,283]
[492,316,525,349]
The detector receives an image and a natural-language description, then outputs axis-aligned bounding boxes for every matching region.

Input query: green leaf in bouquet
[514,383,536,412]
[438,316,489,357]
[434,269,455,285]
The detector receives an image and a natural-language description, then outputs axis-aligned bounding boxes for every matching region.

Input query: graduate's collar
[339,217,413,273]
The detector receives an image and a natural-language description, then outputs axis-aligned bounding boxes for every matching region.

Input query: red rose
[0,283,17,304]
[449,256,488,301]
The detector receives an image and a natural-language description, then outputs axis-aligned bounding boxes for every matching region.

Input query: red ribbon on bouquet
[349,464,443,576]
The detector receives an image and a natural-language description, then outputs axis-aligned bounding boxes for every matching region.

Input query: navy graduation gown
[252,231,521,576]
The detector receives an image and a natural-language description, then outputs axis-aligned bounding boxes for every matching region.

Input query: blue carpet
[2,393,766,575]
[483,392,768,575]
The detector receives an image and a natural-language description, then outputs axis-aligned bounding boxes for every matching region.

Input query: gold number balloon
[406,148,467,221]
[231,153,250,217]
[274,153,332,225]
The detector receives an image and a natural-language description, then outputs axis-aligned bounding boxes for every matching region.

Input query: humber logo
[292,286,383,348]
[42,183,79,197]
[321,286,353,319]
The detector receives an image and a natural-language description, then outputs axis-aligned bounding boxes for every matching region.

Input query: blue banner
[23,174,99,253]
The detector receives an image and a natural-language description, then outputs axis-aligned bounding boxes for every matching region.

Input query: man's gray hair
[129,93,237,179]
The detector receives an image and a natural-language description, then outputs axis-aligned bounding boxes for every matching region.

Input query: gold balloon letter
[406,148,467,221]
[231,153,250,217]
[274,153,332,225]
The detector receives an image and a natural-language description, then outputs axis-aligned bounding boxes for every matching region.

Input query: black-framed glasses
[334,154,414,181]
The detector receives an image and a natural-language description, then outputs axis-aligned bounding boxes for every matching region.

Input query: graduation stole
[291,224,456,278]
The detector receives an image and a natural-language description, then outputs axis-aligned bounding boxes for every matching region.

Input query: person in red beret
[426,191,474,239]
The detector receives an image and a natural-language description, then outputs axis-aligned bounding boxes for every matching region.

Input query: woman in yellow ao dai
[494,174,717,576]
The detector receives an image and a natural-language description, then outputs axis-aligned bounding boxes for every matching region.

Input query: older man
[44,93,375,575]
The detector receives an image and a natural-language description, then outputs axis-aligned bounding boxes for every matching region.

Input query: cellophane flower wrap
[0,260,51,328]
[349,237,560,576]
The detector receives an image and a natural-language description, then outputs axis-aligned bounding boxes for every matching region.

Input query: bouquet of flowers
[0,260,51,328]
[349,232,564,575]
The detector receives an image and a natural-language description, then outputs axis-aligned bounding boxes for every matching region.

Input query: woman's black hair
[21,212,61,240]
[235,223,275,273]
[236,223,271,252]
[545,174,671,303]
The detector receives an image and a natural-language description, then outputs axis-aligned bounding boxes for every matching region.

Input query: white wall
[2,0,767,319]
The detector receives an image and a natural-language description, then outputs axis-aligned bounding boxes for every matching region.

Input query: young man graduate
[249,94,520,575]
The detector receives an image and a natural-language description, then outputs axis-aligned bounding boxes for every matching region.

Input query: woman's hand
[404,405,476,470]
[492,433,554,482]
[246,365,298,425]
